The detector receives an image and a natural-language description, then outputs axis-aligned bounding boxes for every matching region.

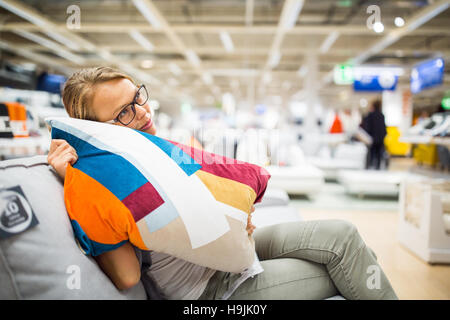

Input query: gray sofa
[0,155,344,300]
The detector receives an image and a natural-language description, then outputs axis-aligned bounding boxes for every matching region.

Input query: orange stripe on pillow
[64,165,148,250]
[195,170,256,214]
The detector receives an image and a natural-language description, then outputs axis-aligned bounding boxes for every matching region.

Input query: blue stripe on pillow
[135,130,201,176]
[52,126,147,200]
[50,121,183,228]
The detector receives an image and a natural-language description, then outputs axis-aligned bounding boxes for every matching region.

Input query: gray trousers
[199,220,398,300]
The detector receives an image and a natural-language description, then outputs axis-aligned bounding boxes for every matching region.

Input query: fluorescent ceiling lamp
[0,0,80,51]
[297,65,308,77]
[168,62,182,76]
[406,1,449,32]
[0,0,48,28]
[132,0,162,29]
[185,50,201,67]
[44,30,80,51]
[263,72,272,84]
[219,31,234,53]
[202,72,213,85]
[14,30,84,64]
[319,31,339,54]
[140,59,153,69]
[98,49,113,60]
[280,0,304,30]
[129,30,154,51]
[268,51,281,68]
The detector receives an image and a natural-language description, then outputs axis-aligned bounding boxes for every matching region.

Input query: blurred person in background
[361,99,387,170]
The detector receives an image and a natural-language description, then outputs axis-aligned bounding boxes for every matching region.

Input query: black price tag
[0,186,39,239]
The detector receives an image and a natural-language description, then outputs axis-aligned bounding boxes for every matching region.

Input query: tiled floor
[289,176,450,300]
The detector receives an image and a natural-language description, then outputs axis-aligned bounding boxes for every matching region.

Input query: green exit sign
[442,97,450,110]
[334,63,354,85]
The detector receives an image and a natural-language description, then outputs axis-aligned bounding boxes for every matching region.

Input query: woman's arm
[94,242,141,291]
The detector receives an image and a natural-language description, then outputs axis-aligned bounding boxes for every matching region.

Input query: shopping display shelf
[0,136,50,158]
[399,135,450,146]
[398,177,450,264]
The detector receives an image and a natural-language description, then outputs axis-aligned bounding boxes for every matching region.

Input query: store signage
[333,63,354,85]
[36,73,67,94]
[442,91,450,110]
[411,58,444,94]
[353,67,398,92]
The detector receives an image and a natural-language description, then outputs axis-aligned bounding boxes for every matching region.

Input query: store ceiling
[0,0,449,115]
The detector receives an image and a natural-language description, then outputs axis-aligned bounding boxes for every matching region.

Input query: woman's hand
[246,205,256,236]
[47,139,78,180]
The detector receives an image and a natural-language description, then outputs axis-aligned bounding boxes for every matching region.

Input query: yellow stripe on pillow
[195,170,256,214]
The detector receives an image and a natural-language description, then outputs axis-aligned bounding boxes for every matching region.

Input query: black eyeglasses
[105,84,149,126]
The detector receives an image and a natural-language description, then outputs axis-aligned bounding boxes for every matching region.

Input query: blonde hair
[62,66,134,120]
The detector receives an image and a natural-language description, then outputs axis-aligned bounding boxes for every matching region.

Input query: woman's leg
[200,220,398,300]
[199,257,339,300]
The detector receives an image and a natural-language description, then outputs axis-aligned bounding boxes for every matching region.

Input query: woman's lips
[140,117,153,131]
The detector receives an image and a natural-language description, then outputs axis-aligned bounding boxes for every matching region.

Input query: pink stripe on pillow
[168,140,270,203]
[122,182,165,222]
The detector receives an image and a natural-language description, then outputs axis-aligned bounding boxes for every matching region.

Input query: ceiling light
[373,22,384,33]
[219,31,234,53]
[297,65,308,77]
[185,50,201,67]
[168,63,182,76]
[132,0,162,29]
[268,51,281,68]
[319,31,340,54]
[140,60,153,69]
[280,0,304,30]
[0,1,81,51]
[202,72,213,85]
[14,30,84,64]
[394,17,405,27]
[129,30,154,51]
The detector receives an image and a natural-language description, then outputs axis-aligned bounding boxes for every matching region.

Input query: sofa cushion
[0,155,147,299]
[47,117,270,274]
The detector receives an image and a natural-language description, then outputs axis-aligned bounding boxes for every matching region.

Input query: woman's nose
[135,104,147,119]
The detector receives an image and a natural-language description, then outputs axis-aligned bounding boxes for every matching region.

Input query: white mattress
[265,165,325,195]
[337,170,407,196]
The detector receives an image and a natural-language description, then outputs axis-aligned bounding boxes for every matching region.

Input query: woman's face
[90,78,157,135]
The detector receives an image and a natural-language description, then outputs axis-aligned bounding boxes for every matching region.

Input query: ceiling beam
[4,22,450,36]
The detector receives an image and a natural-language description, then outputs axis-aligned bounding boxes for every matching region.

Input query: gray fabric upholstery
[0,156,147,300]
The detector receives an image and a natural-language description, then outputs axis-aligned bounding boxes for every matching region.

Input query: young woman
[47,67,398,300]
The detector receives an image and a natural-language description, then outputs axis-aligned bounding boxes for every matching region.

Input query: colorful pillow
[46,117,270,273]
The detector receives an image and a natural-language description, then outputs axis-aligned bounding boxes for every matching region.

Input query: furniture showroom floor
[290,180,450,300]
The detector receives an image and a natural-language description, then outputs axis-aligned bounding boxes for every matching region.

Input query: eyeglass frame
[104,84,149,126]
